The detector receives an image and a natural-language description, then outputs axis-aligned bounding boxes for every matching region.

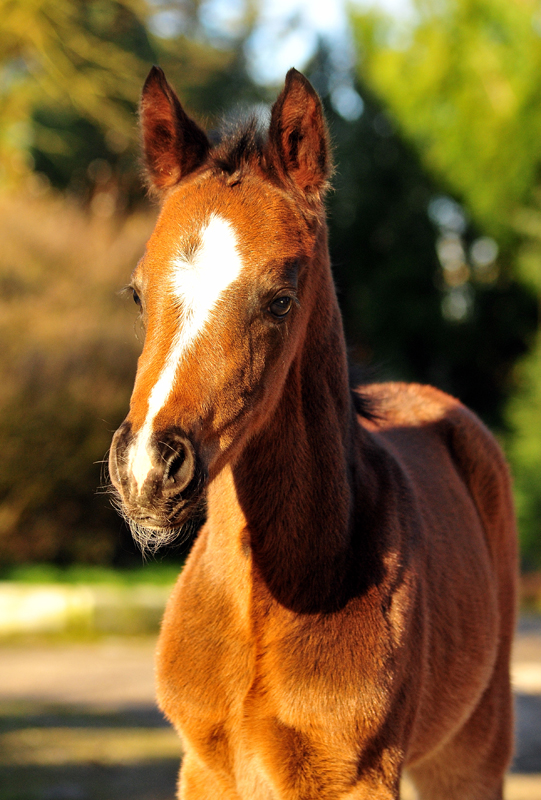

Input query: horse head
[108,67,333,550]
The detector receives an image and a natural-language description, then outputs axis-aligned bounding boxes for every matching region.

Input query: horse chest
[158,593,391,799]
[157,560,393,783]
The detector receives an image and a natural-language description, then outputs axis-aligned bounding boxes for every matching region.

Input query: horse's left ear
[267,69,332,196]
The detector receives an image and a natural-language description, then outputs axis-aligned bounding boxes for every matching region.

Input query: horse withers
[109,66,517,799]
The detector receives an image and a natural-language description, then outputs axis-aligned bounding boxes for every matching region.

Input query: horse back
[362,381,517,577]
[361,382,517,763]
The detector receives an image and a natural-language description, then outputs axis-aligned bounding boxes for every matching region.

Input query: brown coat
[109,68,517,799]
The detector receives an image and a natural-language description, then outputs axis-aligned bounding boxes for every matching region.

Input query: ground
[1,618,540,800]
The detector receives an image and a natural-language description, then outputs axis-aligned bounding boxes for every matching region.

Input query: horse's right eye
[132,288,142,307]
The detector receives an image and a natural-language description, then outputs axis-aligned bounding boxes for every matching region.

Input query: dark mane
[351,387,377,420]
[348,360,379,421]
[210,118,267,179]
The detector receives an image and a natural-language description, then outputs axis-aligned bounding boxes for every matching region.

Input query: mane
[349,360,379,421]
[210,117,267,180]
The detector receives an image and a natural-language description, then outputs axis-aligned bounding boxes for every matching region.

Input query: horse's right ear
[140,66,210,196]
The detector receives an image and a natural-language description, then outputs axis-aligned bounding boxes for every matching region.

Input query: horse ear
[267,69,332,196]
[140,66,210,196]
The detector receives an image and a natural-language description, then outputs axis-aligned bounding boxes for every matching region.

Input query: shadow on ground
[1,697,540,800]
[514,693,541,774]
[0,704,179,800]
[1,619,540,800]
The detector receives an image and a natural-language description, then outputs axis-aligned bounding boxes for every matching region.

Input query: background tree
[0,0,539,568]
[304,44,536,429]
[351,0,541,566]
[0,0,149,188]
[1,0,265,204]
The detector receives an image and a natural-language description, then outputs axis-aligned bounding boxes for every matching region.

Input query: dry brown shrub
[0,191,156,564]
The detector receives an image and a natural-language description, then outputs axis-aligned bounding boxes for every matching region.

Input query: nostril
[161,437,195,494]
[164,449,186,484]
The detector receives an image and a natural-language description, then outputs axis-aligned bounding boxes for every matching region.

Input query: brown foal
[109,66,517,799]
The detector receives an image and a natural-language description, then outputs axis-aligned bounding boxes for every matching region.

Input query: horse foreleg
[178,752,241,800]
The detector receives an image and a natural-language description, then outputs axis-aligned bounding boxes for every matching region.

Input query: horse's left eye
[269,296,292,318]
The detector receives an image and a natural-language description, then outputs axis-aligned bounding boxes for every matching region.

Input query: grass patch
[0,563,183,587]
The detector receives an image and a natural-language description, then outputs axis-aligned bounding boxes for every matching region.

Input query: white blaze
[129,214,243,491]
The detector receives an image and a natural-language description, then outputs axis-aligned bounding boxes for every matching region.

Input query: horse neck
[208,236,374,613]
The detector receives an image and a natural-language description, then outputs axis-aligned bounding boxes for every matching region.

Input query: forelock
[210,118,267,180]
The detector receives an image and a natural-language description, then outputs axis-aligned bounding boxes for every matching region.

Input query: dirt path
[1,620,540,800]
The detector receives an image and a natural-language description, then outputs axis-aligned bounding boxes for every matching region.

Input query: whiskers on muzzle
[106,423,208,555]
[104,473,207,557]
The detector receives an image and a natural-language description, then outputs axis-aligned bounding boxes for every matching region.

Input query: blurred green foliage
[0,562,180,585]
[319,72,535,426]
[351,0,541,566]
[1,0,264,203]
[0,0,539,567]
[351,0,541,240]
[0,0,149,188]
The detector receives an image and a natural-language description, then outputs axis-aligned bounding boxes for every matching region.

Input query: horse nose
[157,431,196,496]
[109,423,198,505]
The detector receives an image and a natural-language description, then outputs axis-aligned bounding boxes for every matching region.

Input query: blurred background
[0,0,541,572]
[1,1,541,798]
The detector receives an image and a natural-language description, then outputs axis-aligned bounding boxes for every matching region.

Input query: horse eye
[132,288,142,307]
[269,296,292,318]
